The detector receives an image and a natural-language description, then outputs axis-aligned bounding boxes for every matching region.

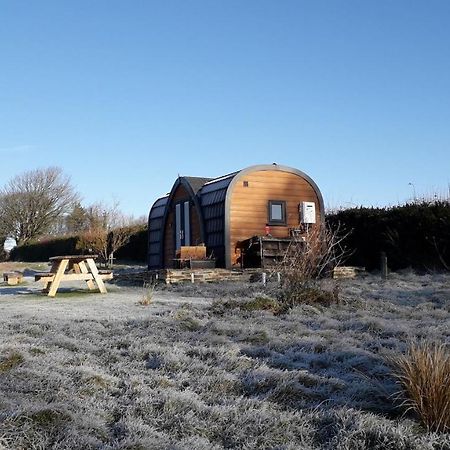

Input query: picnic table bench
[35,255,113,297]
[3,271,24,286]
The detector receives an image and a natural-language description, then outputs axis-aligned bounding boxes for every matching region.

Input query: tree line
[0,167,145,263]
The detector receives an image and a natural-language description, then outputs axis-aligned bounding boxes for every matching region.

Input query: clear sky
[1,1,449,216]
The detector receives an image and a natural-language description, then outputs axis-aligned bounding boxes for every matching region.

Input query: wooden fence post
[381,252,388,279]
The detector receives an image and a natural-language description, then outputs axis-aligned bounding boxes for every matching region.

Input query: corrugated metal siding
[148,195,169,269]
[198,173,237,266]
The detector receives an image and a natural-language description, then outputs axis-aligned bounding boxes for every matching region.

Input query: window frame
[268,200,287,226]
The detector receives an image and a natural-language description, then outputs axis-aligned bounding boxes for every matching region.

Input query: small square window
[268,200,286,225]
[243,181,249,187]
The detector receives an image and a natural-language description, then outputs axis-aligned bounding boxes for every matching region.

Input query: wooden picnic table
[35,255,113,297]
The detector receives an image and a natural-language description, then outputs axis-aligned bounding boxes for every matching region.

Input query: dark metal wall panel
[198,173,237,267]
[147,195,169,269]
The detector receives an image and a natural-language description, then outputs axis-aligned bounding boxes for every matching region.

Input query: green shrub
[327,201,450,270]
[240,296,281,312]
[278,284,339,308]
[114,224,147,262]
[9,235,79,261]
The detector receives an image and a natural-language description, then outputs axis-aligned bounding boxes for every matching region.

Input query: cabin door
[175,201,190,250]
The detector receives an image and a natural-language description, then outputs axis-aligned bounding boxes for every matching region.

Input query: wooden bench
[3,272,24,286]
[35,272,55,281]
[174,245,207,268]
[98,270,114,281]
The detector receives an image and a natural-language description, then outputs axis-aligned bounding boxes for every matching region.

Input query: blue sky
[1,1,449,216]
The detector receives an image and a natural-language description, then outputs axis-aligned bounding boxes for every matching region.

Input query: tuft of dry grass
[138,282,155,306]
[389,341,450,433]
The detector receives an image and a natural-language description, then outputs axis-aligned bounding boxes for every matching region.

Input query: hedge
[327,201,450,271]
[9,225,148,263]
[114,225,147,261]
[9,235,80,262]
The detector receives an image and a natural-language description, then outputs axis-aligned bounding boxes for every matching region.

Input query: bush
[9,235,80,261]
[389,341,450,433]
[278,284,339,308]
[114,224,147,262]
[327,201,450,271]
[274,224,347,310]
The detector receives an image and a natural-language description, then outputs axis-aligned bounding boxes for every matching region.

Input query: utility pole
[408,182,416,202]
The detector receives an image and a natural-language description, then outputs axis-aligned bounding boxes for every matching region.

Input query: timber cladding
[227,170,321,266]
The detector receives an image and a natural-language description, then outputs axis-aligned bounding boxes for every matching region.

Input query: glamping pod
[148,164,324,270]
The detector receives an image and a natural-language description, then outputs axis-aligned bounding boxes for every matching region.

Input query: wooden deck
[237,235,305,269]
[115,268,261,284]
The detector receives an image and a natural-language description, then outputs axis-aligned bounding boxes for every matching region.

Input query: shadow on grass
[33,286,119,298]
[1,285,119,298]
[0,284,34,295]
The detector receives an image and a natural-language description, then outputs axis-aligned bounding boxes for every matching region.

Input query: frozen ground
[0,270,449,449]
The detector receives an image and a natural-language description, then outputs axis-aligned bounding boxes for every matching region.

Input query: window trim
[268,200,287,226]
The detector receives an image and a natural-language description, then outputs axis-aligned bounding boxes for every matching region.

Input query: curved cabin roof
[222,164,325,267]
[148,176,213,268]
[148,165,324,269]
[148,194,169,269]
[183,176,213,194]
[197,164,324,267]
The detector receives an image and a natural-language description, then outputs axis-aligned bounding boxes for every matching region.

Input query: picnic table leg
[42,280,52,294]
[47,259,69,297]
[74,262,96,290]
[44,262,59,293]
[85,258,107,294]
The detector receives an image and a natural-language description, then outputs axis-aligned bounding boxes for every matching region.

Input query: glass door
[175,201,190,250]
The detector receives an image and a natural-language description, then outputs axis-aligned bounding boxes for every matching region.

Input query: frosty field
[0,271,449,449]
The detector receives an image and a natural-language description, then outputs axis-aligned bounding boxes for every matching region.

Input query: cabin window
[268,200,286,225]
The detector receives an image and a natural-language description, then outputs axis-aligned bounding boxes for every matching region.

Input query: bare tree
[77,202,135,266]
[0,167,79,245]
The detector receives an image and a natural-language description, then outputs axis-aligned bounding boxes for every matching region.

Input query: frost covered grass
[0,271,449,449]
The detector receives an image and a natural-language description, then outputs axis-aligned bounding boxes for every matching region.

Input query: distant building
[3,238,16,252]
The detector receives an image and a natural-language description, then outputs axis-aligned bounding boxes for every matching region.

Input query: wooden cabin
[148,164,324,270]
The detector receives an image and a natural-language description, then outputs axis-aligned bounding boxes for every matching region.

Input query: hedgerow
[9,225,148,262]
[327,201,450,270]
